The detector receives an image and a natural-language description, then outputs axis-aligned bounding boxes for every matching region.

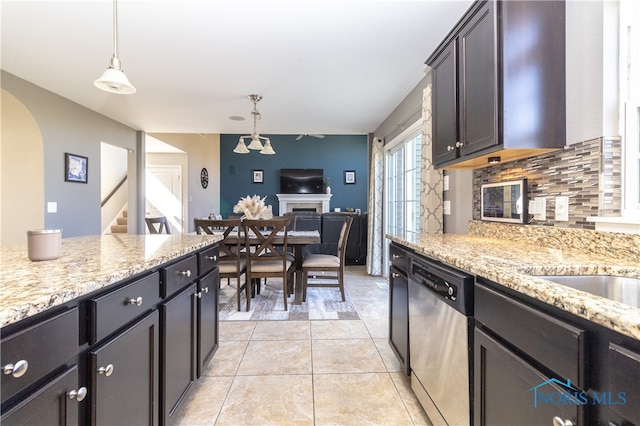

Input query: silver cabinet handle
[447,145,454,152]
[178,270,191,277]
[552,417,573,426]
[455,141,464,148]
[68,387,87,402]
[391,254,402,260]
[127,296,143,306]
[97,364,114,377]
[194,291,202,299]
[391,272,400,278]
[202,287,209,294]
[206,255,217,261]
[3,360,28,378]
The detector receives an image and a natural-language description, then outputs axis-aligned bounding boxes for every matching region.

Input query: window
[385,125,422,241]
[621,0,640,214]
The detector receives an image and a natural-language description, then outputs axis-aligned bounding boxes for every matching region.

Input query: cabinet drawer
[197,244,219,276]
[88,272,160,345]
[161,255,198,298]
[608,343,640,424]
[389,244,409,274]
[475,284,587,388]
[1,308,79,404]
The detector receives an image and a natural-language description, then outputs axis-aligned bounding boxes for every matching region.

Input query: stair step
[122,210,128,218]
[117,217,128,225]
[110,225,128,233]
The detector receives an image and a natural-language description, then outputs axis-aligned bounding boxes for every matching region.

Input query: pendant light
[94,0,136,94]
[234,95,275,155]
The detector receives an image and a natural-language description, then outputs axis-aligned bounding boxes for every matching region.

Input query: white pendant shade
[233,138,250,154]
[260,139,276,155]
[246,135,264,150]
[94,64,136,94]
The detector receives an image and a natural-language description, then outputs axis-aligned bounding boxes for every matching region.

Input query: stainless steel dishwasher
[408,255,474,426]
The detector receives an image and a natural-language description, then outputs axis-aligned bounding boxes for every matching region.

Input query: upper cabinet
[428,0,566,169]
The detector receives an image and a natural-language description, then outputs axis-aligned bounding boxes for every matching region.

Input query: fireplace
[276,194,332,215]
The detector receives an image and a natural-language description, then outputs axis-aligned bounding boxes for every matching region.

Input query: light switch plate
[555,196,569,221]
[443,175,450,191]
[47,202,57,213]
[533,197,546,221]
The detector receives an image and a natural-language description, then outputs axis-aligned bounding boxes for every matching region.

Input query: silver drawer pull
[202,287,209,294]
[68,387,87,402]
[455,141,464,148]
[194,291,202,299]
[178,270,191,277]
[391,273,400,278]
[97,364,114,377]
[391,254,402,260]
[206,255,217,261]
[3,360,28,378]
[127,297,143,307]
[552,417,573,426]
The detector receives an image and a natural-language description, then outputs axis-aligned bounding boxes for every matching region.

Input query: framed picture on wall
[65,153,88,183]
[252,169,264,184]
[344,170,356,184]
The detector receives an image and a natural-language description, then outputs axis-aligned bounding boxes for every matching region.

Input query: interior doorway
[146,166,182,234]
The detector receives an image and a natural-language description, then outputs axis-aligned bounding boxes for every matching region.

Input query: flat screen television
[280,169,323,194]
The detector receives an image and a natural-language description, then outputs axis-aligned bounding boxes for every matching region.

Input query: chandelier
[233,94,275,155]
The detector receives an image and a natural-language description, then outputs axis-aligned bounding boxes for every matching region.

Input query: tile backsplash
[472,138,621,230]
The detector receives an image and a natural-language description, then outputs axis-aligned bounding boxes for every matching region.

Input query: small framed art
[65,153,88,183]
[344,170,356,185]
[252,169,264,184]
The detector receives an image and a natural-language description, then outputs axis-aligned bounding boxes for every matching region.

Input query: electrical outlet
[555,196,569,221]
[443,175,450,191]
[531,197,546,221]
[443,200,451,215]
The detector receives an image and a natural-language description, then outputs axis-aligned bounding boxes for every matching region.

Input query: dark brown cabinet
[388,242,410,375]
[89,310,159,426]
[197,269,219,378]
[428,0,566,169]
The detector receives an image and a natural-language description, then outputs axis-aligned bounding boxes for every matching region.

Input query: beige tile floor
[172,266,432,425]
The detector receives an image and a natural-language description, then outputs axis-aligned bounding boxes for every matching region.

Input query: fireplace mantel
[276,194,332,215]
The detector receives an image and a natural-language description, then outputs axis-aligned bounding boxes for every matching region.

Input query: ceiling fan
[296,134,325,141]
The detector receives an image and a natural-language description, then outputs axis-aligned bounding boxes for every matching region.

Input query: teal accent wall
[220,134,368,217]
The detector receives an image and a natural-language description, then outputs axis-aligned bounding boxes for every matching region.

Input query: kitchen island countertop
[0,233,223,328]
[388,232,640,341]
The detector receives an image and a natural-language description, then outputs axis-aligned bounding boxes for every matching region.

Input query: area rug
[218,277,360,321]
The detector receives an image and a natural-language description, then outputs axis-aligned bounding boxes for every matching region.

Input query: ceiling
[1,0,473,136]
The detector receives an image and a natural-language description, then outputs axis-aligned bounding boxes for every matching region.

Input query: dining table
[208,227,321,303]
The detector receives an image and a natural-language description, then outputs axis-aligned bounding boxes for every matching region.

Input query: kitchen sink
[535,275,640,308]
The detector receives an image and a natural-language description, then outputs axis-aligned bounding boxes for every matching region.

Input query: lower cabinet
[89,310,159,426]
[389,265,409,375]
[161,283,197,424]
[197,269,219,378]
[474,328,581,426]
[1,365,81,426]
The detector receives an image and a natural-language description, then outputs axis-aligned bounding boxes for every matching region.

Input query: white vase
[326,186,331,194]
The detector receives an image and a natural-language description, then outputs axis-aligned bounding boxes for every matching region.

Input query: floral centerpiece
[233,195,273,220]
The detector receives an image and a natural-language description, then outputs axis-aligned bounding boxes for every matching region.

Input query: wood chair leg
[283,275,288,311]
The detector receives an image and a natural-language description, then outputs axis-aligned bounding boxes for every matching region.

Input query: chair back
[194,218,242,258]
[243,218,289,263]
[337,217,353,263]
[145,216,171,234]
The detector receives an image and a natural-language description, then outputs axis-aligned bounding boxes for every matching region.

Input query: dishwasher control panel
[411,264,458,300]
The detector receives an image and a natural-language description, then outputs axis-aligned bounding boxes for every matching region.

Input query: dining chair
[145,216,171,234]
[194,218,250,311]
[243,218,295,311]
[301,216,353,302]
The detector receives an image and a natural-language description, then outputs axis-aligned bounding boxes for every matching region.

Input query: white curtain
[367,137,384,275]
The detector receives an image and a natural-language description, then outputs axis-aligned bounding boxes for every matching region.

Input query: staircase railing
[101,175,127,207]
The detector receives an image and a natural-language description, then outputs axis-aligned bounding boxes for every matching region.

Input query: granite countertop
[0,234,223,328]
[387,233,640,341]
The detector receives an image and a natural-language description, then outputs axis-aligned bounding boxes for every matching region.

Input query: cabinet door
[388,266,409,375]
[474,328,583,426]
[89,310,159,426]
[459,1,497,157]
[431,40,459,166]
[197,269,219,378]
[161,283,197,423]
[1,365,81,426]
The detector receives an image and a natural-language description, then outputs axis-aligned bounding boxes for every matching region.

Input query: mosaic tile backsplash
[472,138,622,230]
